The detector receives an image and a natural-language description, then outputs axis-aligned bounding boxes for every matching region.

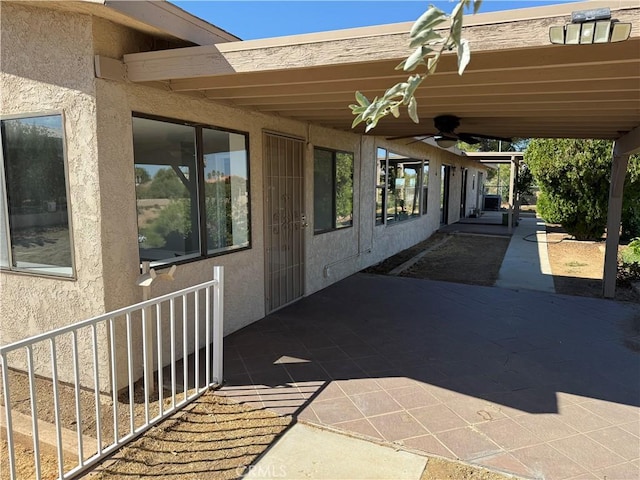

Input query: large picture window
[0,113,73,277]
[313,148,353,234]
[132,114,250,267]
[376,148,425,225]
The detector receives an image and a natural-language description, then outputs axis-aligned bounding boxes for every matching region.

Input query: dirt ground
[87,393,291,480]
[546,225,639,302]
[364,232,510,287]
[400,235,510,286]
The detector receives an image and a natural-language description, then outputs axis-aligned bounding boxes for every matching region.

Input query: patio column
[507,156,516,234]
[603,126,640,298]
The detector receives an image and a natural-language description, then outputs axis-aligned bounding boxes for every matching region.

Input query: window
[313,148,353,234]
[132,114,250,267]
[376,148,425,225]
[0,113,73,277]
[422,161,430,214]
[375,148,387,225]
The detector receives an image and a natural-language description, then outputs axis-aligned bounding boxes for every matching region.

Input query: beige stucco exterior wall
[1,4,488,391]
[0,3,110,386]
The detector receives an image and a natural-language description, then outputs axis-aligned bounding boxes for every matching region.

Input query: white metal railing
[0,266,224,480]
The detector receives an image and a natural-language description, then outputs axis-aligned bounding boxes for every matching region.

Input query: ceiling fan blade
[386,133,435,141]
[459,132,512,143]
[457,133,481,145]
[406,135,435,145]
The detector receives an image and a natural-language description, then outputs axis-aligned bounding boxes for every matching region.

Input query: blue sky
[171,1,579,40]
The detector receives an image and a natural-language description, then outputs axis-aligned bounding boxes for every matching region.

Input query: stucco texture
[1,2,488,391]
[0,3,109,386]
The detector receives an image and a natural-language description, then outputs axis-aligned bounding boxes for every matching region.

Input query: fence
[0,266,224,480]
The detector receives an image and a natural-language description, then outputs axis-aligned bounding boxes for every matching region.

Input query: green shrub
[525,139,640,241]
[618,237,640,285]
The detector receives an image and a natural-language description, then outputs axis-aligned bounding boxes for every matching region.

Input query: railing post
[1,353,17,480]
[212,266,224,385]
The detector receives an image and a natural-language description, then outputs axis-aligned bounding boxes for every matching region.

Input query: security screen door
[263,132,306,313]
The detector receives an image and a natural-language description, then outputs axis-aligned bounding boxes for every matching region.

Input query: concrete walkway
[245,423,428,479]
[496,216,555,293]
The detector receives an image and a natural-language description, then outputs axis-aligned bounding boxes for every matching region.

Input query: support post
[508,157,516,234]
[141,261,155,395]
[603,126,640,298]
[603,153,630,298]
[212,266,224,385]
[514,158,521,224]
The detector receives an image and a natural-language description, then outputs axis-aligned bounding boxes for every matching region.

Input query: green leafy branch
[350,0,482,132]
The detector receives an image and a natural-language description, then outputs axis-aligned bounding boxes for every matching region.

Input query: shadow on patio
[217,273,640,478]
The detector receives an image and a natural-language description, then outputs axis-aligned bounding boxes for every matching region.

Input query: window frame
[132,112,252,268]
[313,147,354,235]
[0,110,76,279]
[376,148,428,226]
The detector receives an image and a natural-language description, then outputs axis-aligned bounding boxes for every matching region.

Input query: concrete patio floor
[218,274,640,480]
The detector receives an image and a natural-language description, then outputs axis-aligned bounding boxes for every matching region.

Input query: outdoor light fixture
[435,136,457,148]
[549,7,632,44]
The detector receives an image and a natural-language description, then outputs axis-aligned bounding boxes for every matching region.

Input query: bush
[618,237,640,285]
[525,139,640,241]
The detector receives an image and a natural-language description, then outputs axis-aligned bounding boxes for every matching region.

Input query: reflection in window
[1,114,73,276]
[313,148,353,234]
[376,149,424,225]
[132,115,250,267]
[422,161,430,214]
[376,148,387,225]
[202,128,249,254]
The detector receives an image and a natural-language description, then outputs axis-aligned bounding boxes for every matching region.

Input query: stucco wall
[0,3,109,386]
[1,4,489,391]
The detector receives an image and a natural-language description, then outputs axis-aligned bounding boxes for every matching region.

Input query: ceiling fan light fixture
[435,136,457,149]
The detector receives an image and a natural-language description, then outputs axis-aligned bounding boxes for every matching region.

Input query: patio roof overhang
[94,0,640,298]
[108,0,640,142]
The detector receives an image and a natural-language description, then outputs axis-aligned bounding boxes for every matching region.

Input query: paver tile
[334,378,382,396]
[558,404,612,432]
[333,418,383,440]
[586,426,640,461]
[435,427,503,461]
[510,444,587,480]
[593,461,640,480]
[297,405,320,424]
[580,400,640,426]
[446,395,507,424]
[311,396,363,425]
[350,390,403,417]
[392,385,441,410]
[476,418,543,450]
[476,452,534,479]
[409,404,468,433]
[402,434,455,458]
[549,434,626,471]
[312,381,345,402]
[375,375,420,391]
[367,411,429,442]
[619,421,640,438]
[307,346,350,361]
[513,413,580,442]
[353,355,394,375]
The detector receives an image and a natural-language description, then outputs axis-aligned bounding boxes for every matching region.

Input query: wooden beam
[226,79,640,106]
[94,55,126,82]
[603,153,631,298]
[604,126,640,297]
[167,41,640,91]
[614,124,640,156]
[254,92,640,112]
[200,62,637,99]
[123,10,638,83]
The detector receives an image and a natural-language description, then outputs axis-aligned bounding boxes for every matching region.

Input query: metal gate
[263,132,306,313]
